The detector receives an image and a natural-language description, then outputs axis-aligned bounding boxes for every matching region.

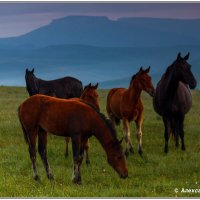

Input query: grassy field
[0,86,199,197]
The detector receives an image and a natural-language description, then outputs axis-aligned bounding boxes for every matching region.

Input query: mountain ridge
[0,16,200,49]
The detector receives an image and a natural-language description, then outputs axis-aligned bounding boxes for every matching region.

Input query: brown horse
[106,67,155,156]
[18,94,128,184]
[65,83,100,166]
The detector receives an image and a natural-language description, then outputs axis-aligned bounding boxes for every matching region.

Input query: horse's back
[38,76,83,98]
[19,95,95,136]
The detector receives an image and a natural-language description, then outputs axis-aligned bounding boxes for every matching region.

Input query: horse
[106,67,155,156]
[65,83,100,166]
[18,94,128,184]
[153,53,197,153]
[25,68,83,98]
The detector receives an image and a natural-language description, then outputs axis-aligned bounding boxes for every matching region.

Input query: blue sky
[0,2,200,38]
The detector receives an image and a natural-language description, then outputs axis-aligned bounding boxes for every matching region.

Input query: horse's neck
[127,81,142,105]
[164,72,179,98]
[92,117,116,157]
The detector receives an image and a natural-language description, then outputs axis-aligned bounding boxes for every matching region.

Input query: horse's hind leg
[38,128,53,180]
[65,137,70,157]
[28,130,39,180]
[123,119,134,157]
[163,116,170,153]
[85,139,90,166]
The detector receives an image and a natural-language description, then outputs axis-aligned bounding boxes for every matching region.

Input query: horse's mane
[161,62,175,81]
[80,100,117,139]
[130,73,137,85]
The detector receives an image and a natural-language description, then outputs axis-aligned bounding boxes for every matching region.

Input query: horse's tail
[106,89,120,126]
[18,106,29,144]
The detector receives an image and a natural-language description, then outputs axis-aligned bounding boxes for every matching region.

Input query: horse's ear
[184,52,190,60]
[177,52,181,60]
[89,83,92,87]
[139,66,143,72]
[145,66,151,73]
[31,68,34,73]
[26,68,28,73]
[94,83,99,89]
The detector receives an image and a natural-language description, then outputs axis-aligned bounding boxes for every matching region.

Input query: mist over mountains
[0,16,200,88]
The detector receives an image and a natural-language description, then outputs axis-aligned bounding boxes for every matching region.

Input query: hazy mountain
[0,44,199,88]
[0,16,200,49]
[0,16,199,88]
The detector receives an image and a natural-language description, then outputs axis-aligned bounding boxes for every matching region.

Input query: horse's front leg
[71,134,82,184]
[135,116,143,155]
[163,116,170,153]
[178,115,186,151]
[123,119,134,157]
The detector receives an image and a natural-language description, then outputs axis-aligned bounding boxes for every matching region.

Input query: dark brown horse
[106,67,155,156]
[153,53,197,153]
[65,83,100,166]
[18,95,128,184]
[25,68,83,98]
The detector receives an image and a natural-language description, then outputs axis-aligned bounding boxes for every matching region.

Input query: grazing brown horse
[153,53,197,153]
[18,95,128,184]
[106,67,155,156]
[65,83,100,166]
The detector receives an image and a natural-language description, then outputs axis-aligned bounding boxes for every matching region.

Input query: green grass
[0,86,199,197]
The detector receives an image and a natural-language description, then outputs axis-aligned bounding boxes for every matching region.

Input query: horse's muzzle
[120,172,128,179]
[149,88,155,97]
[189,81,197,90]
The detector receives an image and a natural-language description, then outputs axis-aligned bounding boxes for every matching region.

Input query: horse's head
[25,68,38,96]
[81,83,100,111]
[107,139,128,179]
[132,66,155,97]
[172,52,197,89]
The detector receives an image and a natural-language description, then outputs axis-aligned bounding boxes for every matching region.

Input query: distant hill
[0,16,199,88]
[0,16,200,49]
[0,44,199,88]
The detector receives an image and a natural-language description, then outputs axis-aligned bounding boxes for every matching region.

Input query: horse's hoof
[34,175,40,181]
[129,147,134,154]
[47,173,54,180]
[86,159,90,166]
[164,148,168,154]
[72,174,81,185]
[65,152,69,158]
[182,145,186,151]
[125,149,129,157]
[138,149,143,155]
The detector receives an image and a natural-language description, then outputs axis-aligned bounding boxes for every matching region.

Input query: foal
[106,67,155,156]
[18,95,128,184]
[65,83,100,166]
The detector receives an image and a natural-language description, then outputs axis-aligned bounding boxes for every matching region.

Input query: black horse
[25,68,83,98]
[153,53,197,153]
